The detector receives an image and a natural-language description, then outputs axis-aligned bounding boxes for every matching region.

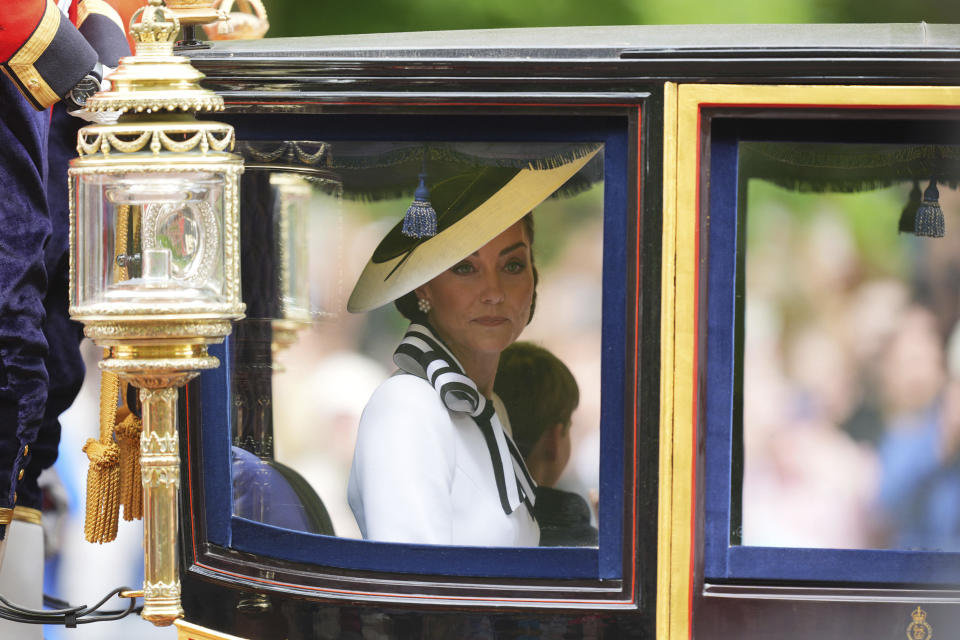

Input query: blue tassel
[402,172,437,239]
[915,179,945,238]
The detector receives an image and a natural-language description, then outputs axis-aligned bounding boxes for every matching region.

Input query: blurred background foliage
[264,0,960,38]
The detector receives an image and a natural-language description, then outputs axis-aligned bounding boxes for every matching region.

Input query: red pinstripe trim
[688,105,703,638]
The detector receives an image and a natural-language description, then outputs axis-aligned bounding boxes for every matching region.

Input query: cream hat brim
[347,148,600,313]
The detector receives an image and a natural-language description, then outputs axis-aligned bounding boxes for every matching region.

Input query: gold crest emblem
[906,606,932,640]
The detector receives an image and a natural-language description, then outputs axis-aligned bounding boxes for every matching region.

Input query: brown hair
[494,342,579,458]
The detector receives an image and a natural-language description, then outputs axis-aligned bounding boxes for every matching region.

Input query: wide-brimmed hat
[347,145,601,313]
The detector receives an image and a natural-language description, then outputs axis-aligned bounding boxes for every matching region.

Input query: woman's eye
[504,260,526,274]
[451,261,475,275]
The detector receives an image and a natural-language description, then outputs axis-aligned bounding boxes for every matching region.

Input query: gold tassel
[116,404,143,521]
[82,203,140,542]
[83,370,122,543]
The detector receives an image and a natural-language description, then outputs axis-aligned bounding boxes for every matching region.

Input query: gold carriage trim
[176,618,251,640]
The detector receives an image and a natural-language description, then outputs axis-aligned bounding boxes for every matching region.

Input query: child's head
[494,342,579,487]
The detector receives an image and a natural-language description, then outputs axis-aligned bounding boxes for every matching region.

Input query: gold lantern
[68,0,244,626]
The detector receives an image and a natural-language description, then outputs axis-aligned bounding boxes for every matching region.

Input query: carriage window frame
[180,105,645,605]
[679,87,960,587]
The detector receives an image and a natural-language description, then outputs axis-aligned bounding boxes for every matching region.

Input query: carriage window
[228,139,606,550]
[736,142,960,553]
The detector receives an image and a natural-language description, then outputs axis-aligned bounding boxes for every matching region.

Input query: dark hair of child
[494,341,579,458]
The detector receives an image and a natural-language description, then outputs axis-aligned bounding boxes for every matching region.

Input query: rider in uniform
[0,1,129,635]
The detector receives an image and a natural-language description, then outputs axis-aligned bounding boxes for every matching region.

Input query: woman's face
[416,221,534,362]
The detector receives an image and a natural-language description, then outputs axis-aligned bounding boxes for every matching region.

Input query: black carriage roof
[188,24,960,93]
[192,23,959,59]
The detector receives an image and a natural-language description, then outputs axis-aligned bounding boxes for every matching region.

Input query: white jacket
[348,373,540,546]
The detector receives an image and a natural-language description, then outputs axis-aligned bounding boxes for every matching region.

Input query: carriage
[154,24,960,639]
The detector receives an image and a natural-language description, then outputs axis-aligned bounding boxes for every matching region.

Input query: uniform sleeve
[76,0,131,68]
[0,72,55,531]
[348,375,457,545]
[0,0,98,110]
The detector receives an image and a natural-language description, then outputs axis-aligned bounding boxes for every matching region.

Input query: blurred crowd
[741,180,960,551]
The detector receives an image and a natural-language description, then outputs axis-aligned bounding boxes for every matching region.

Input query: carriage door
[660,82,960,640]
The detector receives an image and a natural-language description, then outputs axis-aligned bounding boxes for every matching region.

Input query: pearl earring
[417,298,431,314]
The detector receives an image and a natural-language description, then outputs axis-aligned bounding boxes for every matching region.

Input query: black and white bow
[394,323,537,516]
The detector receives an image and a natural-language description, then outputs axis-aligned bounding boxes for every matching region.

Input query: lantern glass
[73,169,231,310]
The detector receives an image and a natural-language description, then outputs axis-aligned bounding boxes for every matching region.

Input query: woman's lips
[473,316,508,326]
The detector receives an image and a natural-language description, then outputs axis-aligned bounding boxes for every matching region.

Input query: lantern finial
[85,0,223,115]
[130,0,181,50]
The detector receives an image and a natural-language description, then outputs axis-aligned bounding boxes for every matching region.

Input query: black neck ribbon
[393,323,536,516]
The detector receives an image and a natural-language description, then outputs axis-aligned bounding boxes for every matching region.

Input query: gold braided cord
[100,368,120,441]
[83,370,121,543]
[116,394,144,521]
[131,205,142,258]
[114,205,130,282]
[83,205,134,543]
[114,210,144,522]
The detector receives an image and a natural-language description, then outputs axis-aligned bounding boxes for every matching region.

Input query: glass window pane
[739,143,960,552]
[229,140,604,548]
